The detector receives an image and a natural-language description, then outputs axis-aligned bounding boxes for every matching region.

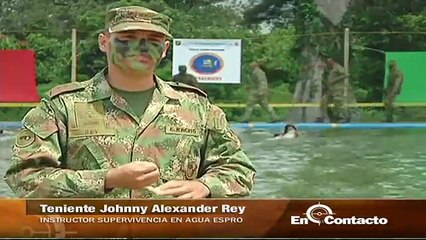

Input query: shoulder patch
[48,81,90,99]
[15,128,36,148]
[167,81,207,98]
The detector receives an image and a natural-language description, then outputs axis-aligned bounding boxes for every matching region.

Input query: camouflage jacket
[324,64,348,94]
[251,68,268,95]
[386,69,404,97]
[4,70,256,198]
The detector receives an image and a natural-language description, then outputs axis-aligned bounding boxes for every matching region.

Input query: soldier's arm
[258,71,268,83]
[257,71,269,92]
[4,98,109,198]
[384,74,391,92]
[391,73,403,95]
[251,71,259,84]
[197,105,256,198]
[330,71,349,84]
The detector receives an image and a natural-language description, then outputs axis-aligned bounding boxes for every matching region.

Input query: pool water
[0,129,425,198]
[240,128,426,198]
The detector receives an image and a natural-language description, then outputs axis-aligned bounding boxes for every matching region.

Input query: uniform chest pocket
[67,128,116,170]
[158,126,206,182]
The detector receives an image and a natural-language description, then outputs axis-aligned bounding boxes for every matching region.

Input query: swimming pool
[240,128,426,198]
[0,128,425,198]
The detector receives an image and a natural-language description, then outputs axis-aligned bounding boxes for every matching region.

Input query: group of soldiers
[242,58,403,123]
[239,58,350,123]
[173,59,404,124]
[172,62,281,123]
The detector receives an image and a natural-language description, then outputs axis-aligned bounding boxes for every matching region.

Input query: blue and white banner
[172,39,242,84]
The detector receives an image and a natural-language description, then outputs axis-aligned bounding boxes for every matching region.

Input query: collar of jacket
[85,68,182,103]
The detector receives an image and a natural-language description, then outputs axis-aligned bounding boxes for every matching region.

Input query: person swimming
[274,124,300,139]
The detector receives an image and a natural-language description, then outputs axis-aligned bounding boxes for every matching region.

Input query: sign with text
[172,39,242,84]
[0,199,424,238]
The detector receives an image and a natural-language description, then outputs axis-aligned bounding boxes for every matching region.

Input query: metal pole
[71,28,77,82]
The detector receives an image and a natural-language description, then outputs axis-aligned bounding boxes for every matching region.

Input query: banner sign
[172,39,242,84]
[0,199,424,238]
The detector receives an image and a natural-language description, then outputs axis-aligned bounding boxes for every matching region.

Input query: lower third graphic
[291,202,388,225]
[292,202,334,225]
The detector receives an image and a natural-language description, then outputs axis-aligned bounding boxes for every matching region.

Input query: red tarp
[0,50,40,102]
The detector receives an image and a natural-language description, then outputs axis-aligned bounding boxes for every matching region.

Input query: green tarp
[385,52,426,102]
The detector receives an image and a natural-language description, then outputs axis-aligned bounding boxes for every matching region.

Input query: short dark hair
[284,124,297,134]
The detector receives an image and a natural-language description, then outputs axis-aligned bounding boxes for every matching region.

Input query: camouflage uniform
[173,66,199,88]
[384,61,404,122]
[242,66,279,122]
[319,61,349,123]
[3,6,255,198]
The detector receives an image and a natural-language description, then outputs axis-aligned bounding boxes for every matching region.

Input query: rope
[2,102,426,108]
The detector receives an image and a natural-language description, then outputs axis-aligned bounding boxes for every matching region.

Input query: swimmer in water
[274,124,300,139]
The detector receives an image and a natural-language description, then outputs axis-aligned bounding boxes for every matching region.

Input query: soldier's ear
[98,32,109,53]
[161,40,171,58]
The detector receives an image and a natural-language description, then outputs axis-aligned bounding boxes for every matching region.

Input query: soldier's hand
[105,162,160,190]
[153,180,210,199]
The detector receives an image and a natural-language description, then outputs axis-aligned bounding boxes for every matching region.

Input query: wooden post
[343,28,350,104]
[71,28,77,82]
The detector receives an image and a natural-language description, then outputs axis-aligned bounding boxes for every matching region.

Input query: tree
[243,0,426,101]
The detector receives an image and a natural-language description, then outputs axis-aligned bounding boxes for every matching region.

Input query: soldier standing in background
[4,5,255,199]
[318,58,350,123]
[242,62,279,123]
[172,65,199,88]
[384,60,404,122]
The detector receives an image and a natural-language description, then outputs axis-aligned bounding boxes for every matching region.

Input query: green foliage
[0,35,21,49]
[244,0,426,104]
[27,33,72,84]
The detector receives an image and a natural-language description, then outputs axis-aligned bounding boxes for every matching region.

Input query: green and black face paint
[111,38,165,73]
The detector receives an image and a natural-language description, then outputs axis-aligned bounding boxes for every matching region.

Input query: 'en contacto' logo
[291,202,388,226]
[189,53,223,75]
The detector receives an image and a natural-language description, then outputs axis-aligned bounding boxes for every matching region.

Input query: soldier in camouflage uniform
[173,65,199,88]
[384,60,404,122]
[242,62,279,122]
[318,58,350,123]
[4,6,256,199]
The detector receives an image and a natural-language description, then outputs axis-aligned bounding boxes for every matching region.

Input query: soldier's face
[99,30,170,74]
